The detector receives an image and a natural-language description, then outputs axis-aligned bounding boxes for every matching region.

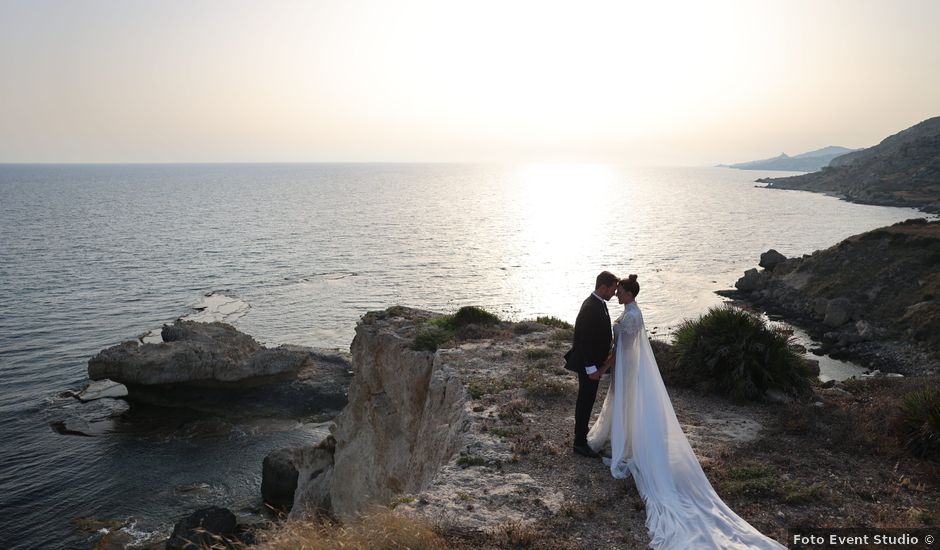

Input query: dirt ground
[432,327,939,549]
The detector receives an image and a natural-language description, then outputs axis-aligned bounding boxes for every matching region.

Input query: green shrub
[466,382,486,399]
[411,326,452,352]
[452,306,500,327]
[419,307,500,346]
[484,426,520,438]
[535,316,572,329]
[899,387,940,458]
[672,306,814,401]
[456,454,486,467]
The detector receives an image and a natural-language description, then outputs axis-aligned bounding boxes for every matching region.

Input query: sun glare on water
[502,163,622,314]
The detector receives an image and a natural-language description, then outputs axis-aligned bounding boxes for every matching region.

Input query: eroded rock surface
[88,320,311,386]
[293,307,470,518]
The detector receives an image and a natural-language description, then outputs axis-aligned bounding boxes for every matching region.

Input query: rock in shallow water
[76,379,128,402]
[262,448,300,510]
[759,249,787,270]
[166,507,237,550]
[49,397,130,437]
[735,268,764,292]
[87,320,313,386]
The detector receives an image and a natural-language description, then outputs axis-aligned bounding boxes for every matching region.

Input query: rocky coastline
[757,116,940,214]
[721,218,940,377]
[68,289,939,547]
[256,306,938,549]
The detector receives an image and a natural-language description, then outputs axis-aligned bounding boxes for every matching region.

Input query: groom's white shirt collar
[591,292,605,302]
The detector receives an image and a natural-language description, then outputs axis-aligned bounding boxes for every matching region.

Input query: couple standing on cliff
[565,271,785,549]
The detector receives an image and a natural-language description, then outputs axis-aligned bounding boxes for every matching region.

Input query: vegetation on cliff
[759,116,940,213]
[412,306,502,351]
[671,306,814,401]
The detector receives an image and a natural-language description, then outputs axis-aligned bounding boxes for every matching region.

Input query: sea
[0,163,928,548]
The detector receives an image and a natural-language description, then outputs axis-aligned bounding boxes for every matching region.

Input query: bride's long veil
[588,304,785,549]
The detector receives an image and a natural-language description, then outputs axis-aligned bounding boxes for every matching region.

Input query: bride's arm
[600,352,614,374]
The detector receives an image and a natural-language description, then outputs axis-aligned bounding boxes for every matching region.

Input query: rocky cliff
[758,117,940,213]
[727,219,940,375]
[292,308,470,518]
[289,307,567,530]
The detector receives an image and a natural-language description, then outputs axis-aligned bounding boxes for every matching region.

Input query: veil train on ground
[588,303,785,550]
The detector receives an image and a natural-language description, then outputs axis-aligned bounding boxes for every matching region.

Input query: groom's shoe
[573,444,601,459]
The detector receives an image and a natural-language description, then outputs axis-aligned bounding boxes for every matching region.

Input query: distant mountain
[759,117,940,213]
[722,146,857,172]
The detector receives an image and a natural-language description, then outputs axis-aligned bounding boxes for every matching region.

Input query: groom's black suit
[570,293,612,447]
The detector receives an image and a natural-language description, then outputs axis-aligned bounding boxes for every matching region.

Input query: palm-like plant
[899,387,940,459]
[672,306,813,401]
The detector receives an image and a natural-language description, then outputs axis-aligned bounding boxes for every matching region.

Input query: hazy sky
[1,0,938,164]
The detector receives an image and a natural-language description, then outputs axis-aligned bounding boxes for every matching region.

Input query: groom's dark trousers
[570,294,612,447]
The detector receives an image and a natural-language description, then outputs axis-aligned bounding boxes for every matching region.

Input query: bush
[534,316,572,329]
[899,387,940,459]
[452,306,500,327]
[672,306,814,401]
[411,327,452,352]
[415,306,504,349]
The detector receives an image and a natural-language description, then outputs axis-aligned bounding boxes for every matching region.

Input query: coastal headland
[723,219,940,377]
[76,296,937,548]
[758,116,940,214]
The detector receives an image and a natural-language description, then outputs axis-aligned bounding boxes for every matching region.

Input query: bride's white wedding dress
[587,302,785,549]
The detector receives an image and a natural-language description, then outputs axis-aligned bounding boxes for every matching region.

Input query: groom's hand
[588,371,602,381]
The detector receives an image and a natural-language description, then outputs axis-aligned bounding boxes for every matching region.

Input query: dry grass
[497,398,532,422]
[834,376,940,457]
[488,520,544,547]
[256,509,449,550]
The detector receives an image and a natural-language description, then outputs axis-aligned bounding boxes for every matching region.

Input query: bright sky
[1,0,938,164]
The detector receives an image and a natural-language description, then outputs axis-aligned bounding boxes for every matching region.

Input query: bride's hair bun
[619,274,640,296]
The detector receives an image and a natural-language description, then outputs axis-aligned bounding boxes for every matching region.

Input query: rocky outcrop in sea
[89,320,311,386]
[84,320,351,418]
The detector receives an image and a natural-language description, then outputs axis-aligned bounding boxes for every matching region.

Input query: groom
[566,270,618,458]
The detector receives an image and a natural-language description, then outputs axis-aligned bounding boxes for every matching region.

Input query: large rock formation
[88,321,311,386]
[759,116,940,213]
[84,321,352,418]
[724,219,940,375]
[292,307,469,518]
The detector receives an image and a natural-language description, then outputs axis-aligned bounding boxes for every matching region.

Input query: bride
[587,275,785,549]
